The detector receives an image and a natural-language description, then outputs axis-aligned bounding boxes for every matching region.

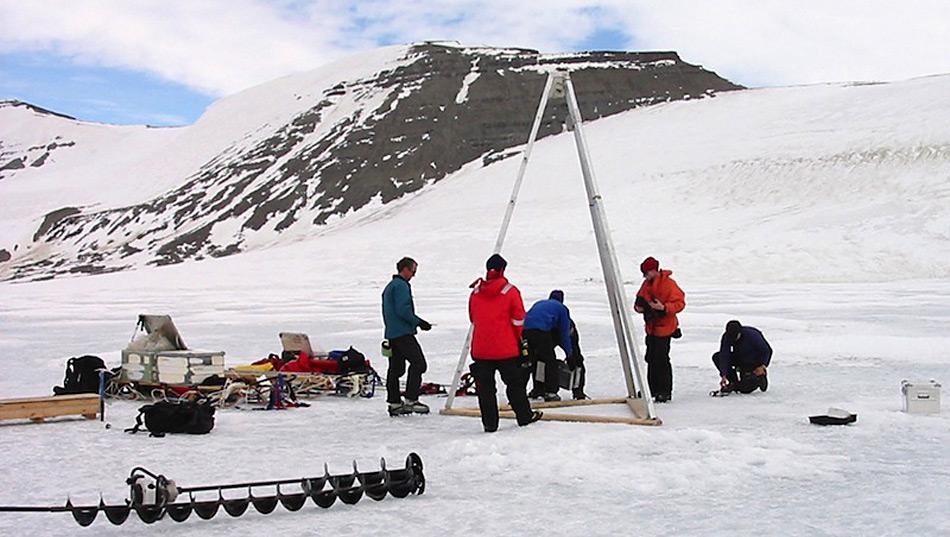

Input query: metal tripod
[441,70,657,422]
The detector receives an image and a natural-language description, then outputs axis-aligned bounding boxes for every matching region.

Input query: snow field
[0,269,948,536]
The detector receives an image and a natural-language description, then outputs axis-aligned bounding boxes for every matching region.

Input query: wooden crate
[0,394,99,423]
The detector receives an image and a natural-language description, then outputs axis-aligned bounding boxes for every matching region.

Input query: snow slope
[0,73,948,536]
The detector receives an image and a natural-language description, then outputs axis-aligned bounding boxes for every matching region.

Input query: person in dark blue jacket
[381,257,432,416]
[712,320,772,394]
[524,290,574,401]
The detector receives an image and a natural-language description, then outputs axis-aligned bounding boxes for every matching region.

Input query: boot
[388,402,412,417]
[758,373,768,392]
[572,389,589,400]
[542,393,561,402]
[519,410,543,426]
[404,399,430,414]
[527,387,544,399]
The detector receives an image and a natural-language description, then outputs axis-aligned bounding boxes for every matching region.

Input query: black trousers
[645,335,673,398]
[712,352,762,394]
[386,335,427,404]
[568,323,585,392]
[524,329,559,394]
[571,358,586,392]
[469,358,533,431]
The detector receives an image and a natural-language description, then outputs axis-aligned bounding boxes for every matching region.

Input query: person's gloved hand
[418,319,432,331]
[719,376,731,389]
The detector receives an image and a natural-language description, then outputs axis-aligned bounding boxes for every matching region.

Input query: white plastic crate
[901,379,941,414]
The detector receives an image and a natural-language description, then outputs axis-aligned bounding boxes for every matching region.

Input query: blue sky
[1,50,213,125]
[2,1,949,126]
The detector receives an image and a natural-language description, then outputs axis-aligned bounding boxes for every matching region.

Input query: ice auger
[0,452,425,527]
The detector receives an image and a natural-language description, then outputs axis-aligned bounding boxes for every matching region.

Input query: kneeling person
[713,320,772,394]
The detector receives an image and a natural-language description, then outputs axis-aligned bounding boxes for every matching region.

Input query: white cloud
[1,0,949,97]
[0,0,352,95]
[610,0,950,86]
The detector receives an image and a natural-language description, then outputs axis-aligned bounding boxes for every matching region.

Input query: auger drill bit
[0,452,425,527]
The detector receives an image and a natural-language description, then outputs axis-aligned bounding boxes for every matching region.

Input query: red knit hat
[640,256,659,275]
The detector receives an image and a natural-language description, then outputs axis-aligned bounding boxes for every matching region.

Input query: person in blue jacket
[381,257,432,416]
[713,320,772,394]
[524,290,574,401]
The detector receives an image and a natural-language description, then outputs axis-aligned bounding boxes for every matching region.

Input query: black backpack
[338,347,368,374]
[53,355,106,396]
[125,400,215,437]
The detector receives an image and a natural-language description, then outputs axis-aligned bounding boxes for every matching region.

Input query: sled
[224,369,380,401]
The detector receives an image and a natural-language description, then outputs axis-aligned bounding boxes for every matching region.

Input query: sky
[2,0,949,126]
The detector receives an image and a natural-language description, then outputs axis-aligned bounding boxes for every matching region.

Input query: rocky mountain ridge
[0,43,741,280]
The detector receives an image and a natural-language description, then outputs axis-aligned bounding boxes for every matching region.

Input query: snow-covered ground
[1,72,949,535]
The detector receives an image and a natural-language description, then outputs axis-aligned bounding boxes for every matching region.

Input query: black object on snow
[809,408,858,426]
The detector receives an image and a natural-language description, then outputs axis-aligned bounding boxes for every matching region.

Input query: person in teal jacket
[381,257,432,416]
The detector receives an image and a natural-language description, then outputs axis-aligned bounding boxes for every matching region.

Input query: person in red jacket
[633,256,686,403]
[468,254,542,432]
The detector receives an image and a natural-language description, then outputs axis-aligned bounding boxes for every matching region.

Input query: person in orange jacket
[633,256,686,403]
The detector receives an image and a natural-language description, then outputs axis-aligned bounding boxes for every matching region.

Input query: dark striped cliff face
[3,43,741,280]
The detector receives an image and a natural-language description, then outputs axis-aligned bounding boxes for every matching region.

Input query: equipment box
[901,380,941,414]
[121,350,225,385]
[119,314,225,386]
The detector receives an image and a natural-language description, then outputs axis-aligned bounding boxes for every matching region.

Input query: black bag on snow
[53,355,106,396]
[337,347,369,374]
[125,400,215,437]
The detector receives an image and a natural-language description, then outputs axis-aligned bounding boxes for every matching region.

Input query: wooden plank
[0,400,98,414]
[625,397,649,419]
[0,404,99,421]
[0,394,100,422]
[440,407,661,427]
[0,394,99,405]
[499,397,628,411]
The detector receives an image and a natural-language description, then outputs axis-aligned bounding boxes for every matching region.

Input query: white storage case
[901,379,941,414]
[120,314,225,386]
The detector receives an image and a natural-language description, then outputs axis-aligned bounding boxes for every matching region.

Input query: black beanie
[486,254,507,272]
[725,320,742,340]
[549,290,564,303]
